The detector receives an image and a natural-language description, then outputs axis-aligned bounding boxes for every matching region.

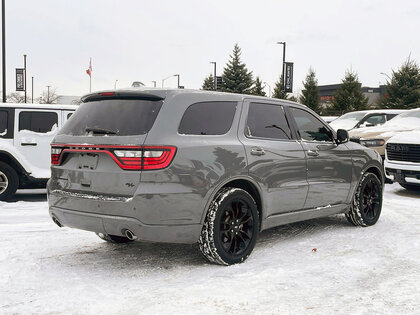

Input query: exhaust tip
[123,229,137,241]
[52,216,63,228]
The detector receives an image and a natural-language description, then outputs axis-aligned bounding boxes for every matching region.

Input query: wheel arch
[0,150,27,176]
[201,176,265,231]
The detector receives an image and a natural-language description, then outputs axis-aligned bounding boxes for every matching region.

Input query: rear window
[58,99,163,136]
[178,101,237,135]
[19,111,58,133]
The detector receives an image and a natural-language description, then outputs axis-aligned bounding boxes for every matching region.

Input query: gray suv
[47,89,384,265]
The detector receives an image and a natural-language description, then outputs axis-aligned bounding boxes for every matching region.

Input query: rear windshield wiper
[85,126,118,135]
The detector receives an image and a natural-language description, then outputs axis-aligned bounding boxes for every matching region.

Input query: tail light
[51,145,176,171]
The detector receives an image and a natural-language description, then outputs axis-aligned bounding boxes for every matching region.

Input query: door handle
[307,150,319,157]
[21,142,37,146]
[251,148,265,156]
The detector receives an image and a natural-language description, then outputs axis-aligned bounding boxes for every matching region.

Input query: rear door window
[246,102,292,140]
[19,111,58,133]
[290,107,333,142]
[178,101,237,135]
[58,99,163,136]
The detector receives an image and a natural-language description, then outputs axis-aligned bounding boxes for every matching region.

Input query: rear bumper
[49,206,202,244]
[384,160,420,185]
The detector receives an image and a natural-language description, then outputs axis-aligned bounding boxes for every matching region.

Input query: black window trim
[0,108,14,139]
[244,101,295,142]
[177,101,238,136]
[286,105,337,144]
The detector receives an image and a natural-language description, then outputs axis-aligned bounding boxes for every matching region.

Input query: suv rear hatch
[50,91,174,197]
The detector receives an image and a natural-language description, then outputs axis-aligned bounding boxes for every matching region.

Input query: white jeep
[0,103,77,200]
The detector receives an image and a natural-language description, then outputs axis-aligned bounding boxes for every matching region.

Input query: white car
[329,109,406,131]
[0,103,77,200]
[385,130,420,191]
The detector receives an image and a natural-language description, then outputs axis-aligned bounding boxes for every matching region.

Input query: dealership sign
[284,62,293,93]
[16,68,25,91]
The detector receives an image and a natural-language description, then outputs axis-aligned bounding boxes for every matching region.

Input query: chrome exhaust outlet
[52,216,63,228]
[124,229,137,240]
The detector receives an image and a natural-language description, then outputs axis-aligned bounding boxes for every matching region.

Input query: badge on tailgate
[78,153,99,170]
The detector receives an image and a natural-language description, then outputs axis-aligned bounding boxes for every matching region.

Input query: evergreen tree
[222,44,253,94]
[332,70,368,113]
[272,75,288,99]
[202,74,215,90]
[300,68,320,113]
[379,58,420,109]
[251,76,266,96]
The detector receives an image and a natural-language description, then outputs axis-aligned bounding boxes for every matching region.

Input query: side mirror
[336,129,349,144]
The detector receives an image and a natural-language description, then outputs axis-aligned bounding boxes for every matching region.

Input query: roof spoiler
[81,90,165,103]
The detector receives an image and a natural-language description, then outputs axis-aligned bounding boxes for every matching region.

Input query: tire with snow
[198,187,259,265]
[399,183,420,191]
[0,162,19,201]
[346,172,382,227]
[96,233,134,244]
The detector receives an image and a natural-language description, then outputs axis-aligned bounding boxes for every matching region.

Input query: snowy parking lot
[1,184,419,314]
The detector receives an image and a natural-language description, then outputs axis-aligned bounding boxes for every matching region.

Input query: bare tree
[38,88,61,104]
[7,92,32,103]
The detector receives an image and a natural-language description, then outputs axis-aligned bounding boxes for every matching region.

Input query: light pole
[31,76,33,103]
[380,72,392,81]
[276,41,286,92]
[263,82,271,97]
[2,0,5,103]
[210,61,216,90]
[175,74,180,88]
[162,74,178,88]
[23,54,27,103]
[46,85,51,104]
[114,79,118,89]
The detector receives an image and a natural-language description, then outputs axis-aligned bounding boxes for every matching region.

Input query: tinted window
[246,103,291,140]
[19,111,58,133]
[365,114,386,125]
[59,99,163,136]
[0,111,7,136]
[178,101,236,135]
[67,113,73,119]
[291,107,333,142]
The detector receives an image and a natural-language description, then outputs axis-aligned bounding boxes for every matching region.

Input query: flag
[86,58,92,76]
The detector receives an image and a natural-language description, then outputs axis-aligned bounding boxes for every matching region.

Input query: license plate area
[78,153,99,170]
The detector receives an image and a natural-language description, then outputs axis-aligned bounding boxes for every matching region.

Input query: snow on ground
[1,185,419,314]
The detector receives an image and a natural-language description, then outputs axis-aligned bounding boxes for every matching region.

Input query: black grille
[386,143,420,163]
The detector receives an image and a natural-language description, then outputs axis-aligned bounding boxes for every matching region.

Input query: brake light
[99,92,115,96]
[50,145,176,171]
[51,148,62,165]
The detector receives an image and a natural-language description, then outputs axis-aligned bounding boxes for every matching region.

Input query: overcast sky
[4,0,420,98]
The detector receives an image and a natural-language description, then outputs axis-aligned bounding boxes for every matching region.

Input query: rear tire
[346,172,382,227]
[0,162,19,201]
[96,233,134,244]
[198,187,259,265]
[399,183,420,191]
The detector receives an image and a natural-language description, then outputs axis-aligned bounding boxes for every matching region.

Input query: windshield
[59,99,163,136]
[333,112,367,122]
[385,110,420,128]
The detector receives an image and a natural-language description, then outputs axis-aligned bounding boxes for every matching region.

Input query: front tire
[346,172,382,226]
[0,162,19,201]
[198,187,259,265]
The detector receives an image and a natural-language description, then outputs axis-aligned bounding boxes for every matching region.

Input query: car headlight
[360,139,385,147]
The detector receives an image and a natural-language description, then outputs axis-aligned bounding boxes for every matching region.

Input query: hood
[349,124,420,140]
[329,120,357,131]
[387,130,420,145]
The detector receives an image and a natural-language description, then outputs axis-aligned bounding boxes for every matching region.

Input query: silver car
[48,89,384,265]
